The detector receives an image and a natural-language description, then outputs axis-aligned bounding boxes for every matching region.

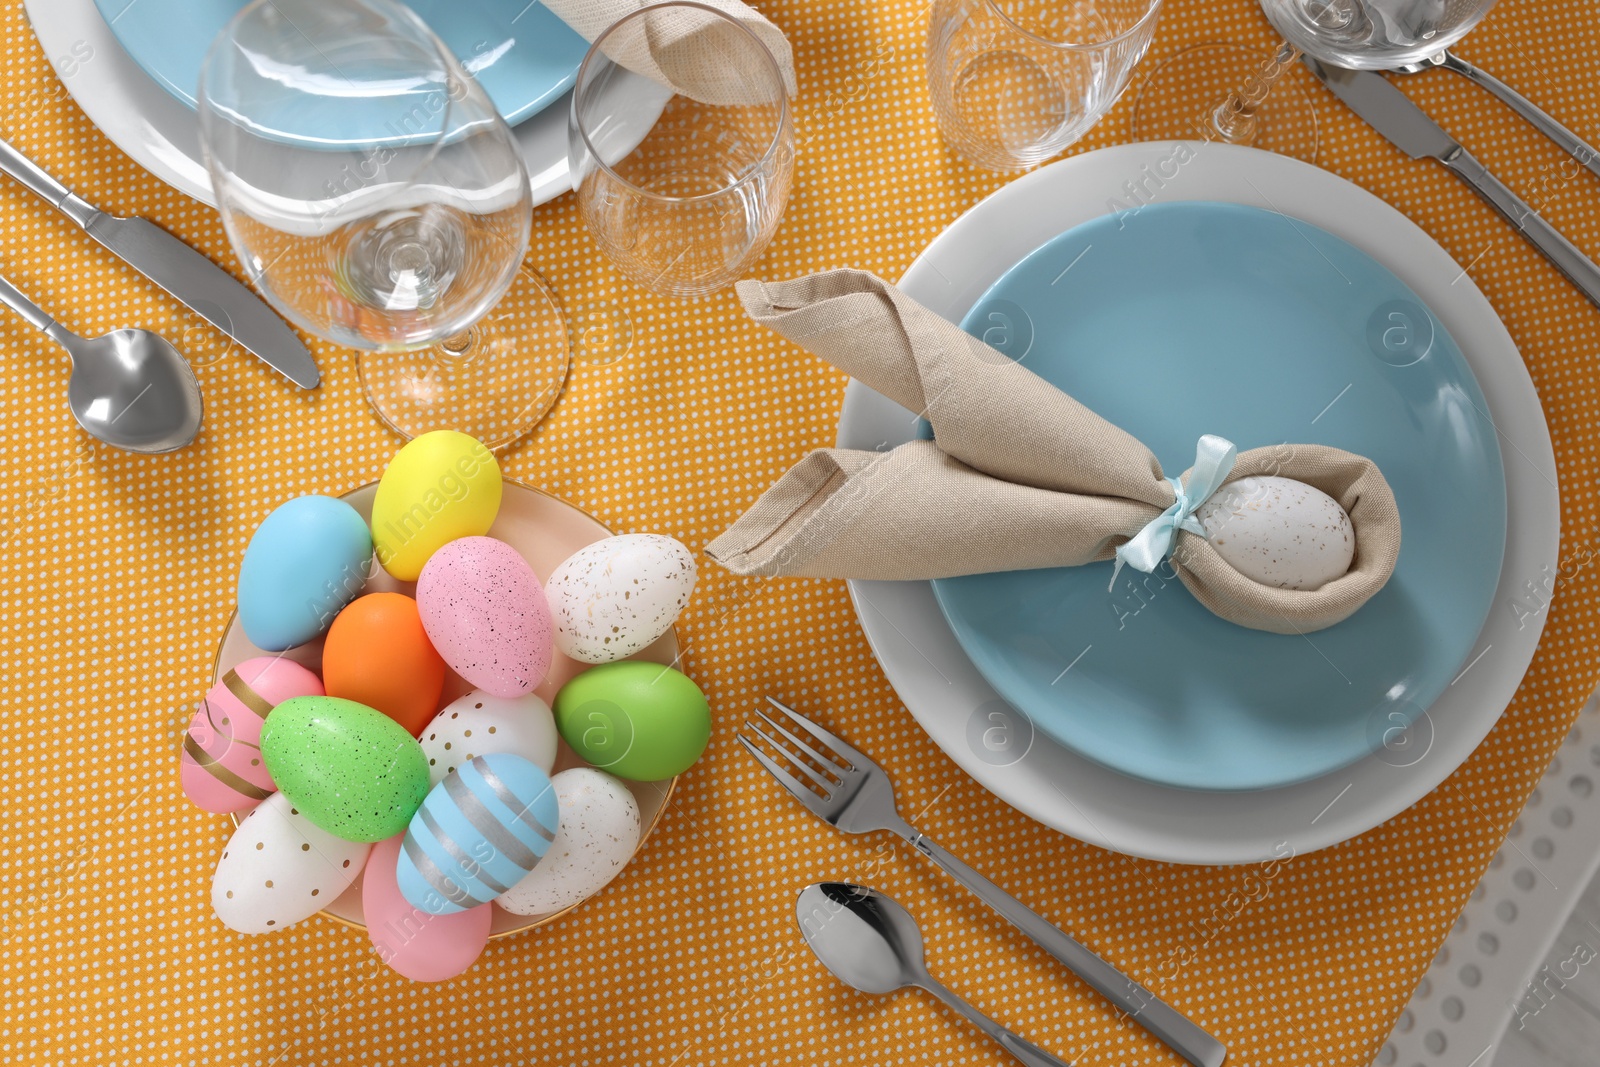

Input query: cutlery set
[0,134,317,453]
[742,697,1228,1067]
[1389,48,1600,178]
[1306,54,1600,309]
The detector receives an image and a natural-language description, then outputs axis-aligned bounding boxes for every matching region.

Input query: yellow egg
[371,431,502,581]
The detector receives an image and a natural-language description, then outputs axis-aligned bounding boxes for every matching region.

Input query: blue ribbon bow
[1109,434,1238,590]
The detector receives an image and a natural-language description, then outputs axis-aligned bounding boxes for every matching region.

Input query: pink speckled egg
[416,537,553,698]
[364,834,492,982]
[180,656,323,814]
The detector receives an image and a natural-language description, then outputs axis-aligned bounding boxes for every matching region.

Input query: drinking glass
[1133,0,1499,162]
[569,2,794,299]
[198,0,569,449]
[926,0,1165,171]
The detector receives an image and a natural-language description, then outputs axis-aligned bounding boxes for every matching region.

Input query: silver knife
[0,136,320,389]
[1304,57,1600,311]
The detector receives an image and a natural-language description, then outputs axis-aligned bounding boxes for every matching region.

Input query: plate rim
[87,0,587,142]
[24,0,670,208]
[928,197,1508,791]
[841,140,1558,864]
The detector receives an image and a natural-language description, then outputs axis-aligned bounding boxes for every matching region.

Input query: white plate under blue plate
[844,142,1554,863]
[91,0,589,145]
[28,0,668,207]
[927,200,1506,792]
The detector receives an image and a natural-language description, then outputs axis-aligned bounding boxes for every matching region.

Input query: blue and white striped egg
[395,753,559,915]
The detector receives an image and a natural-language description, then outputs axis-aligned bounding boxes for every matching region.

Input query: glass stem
[1208,40,1303,146]
[438,329,475,357]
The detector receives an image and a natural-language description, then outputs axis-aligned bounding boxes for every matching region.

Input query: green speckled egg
[261,696,430,842]
[553,662,710,780]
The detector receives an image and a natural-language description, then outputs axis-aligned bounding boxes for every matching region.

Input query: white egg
[211,791,372,934]
[420,690,558,787]
[546,534,696,664]
[496,768,641,916]
[1194,475,1355,590]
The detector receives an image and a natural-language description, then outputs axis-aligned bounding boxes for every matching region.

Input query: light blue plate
[92,0,588,145]
[931,201,1506,792]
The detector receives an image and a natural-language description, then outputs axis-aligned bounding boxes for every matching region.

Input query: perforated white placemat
[1375,686,1600,1067]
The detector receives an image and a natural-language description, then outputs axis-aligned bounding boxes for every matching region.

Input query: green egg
[554,662,711,780]
[260,696,430,842]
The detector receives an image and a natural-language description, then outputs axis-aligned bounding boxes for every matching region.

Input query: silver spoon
[1390,50,1600,181]
[0,273,202,454]
[797,883,1075,1067]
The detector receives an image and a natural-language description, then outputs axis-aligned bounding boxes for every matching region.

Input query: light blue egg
[396,753,559,915]
[236,496,373,651]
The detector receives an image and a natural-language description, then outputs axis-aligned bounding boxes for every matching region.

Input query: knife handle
[1443,144,1600,310]
[0,135,98,230]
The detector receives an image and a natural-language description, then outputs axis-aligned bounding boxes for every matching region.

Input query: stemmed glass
[1133,0,1500,162]
[198,0,569,449]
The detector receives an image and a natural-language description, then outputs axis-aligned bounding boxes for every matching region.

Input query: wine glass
[568,2,795,298]
[198,0,570,449]
[1132,0,1499,162]
[926,0,1165,171]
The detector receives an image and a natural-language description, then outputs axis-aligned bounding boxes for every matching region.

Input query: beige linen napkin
[543,0,798,105]
[706,270,1402,635]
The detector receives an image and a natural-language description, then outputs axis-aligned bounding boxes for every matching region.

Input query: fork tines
[738,697,860,805]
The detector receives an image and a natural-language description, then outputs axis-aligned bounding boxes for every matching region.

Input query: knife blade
[1303,57,1600,311]
[0,135,320,389]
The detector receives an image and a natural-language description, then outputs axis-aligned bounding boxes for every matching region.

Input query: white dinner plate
[25,0,670,209]
[841,141,1559,865]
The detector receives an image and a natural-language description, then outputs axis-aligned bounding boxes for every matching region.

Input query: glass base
[357,265,570,451]
[1131,42,1319,163]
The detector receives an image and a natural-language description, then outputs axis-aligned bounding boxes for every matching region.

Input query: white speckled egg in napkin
[496,768,640,915]
[211,791,372,934]
[1194,475,1355,590]
[546,534,696,663]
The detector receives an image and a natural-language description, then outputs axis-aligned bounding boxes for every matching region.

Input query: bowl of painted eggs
[180,431,709,982]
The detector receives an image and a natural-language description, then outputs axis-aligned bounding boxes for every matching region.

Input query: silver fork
[740,697,1227,1067]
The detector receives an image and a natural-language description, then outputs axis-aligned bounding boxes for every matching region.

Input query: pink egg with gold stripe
[180,656,323,813]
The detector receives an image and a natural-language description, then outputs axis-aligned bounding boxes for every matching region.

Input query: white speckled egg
[419,690,558,787]
[546,534,696,664]
[1194,475,1355,590]
[211,791,372,934]
[496,768,640,916]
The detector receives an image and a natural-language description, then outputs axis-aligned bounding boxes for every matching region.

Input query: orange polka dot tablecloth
[3,1,1599,1065]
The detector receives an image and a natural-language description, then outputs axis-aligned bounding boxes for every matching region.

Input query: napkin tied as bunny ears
[705,270,1402,635]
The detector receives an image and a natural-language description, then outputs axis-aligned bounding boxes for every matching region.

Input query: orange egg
[322,592,445,736]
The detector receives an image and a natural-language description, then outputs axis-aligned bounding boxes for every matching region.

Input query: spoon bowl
[59,326,204,454]
[797,882,926,995]
[0,273,202,454]
[795,882,1074,1067]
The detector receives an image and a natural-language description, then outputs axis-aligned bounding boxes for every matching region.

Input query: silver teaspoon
[0,273,202,454]
[797,883,1073,1067]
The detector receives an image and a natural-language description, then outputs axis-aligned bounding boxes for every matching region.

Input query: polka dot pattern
[2,1,1599,1065]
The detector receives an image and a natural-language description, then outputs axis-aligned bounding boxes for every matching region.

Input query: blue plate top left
[92,0,589,146]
